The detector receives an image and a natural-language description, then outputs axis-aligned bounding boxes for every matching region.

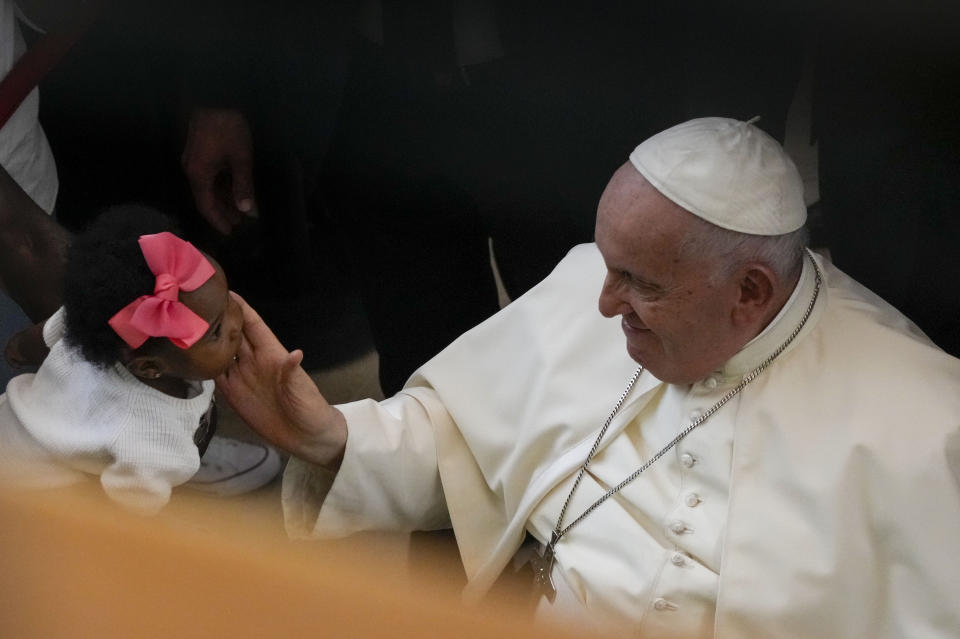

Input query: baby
[0,205,262,514]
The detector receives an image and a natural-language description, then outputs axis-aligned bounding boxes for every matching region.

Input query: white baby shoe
[186,436,283,497]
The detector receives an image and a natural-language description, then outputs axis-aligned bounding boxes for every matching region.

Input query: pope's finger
[237,332,254,361]
[218,355,255,405]
[228,335,256,387]
[218,333,252,388]
[236,295,280,352]
[278,349,304,385]
[216,364,239,395]
[233,292,262,325]
[288,348,304,368]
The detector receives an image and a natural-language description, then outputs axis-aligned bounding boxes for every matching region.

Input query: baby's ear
[126,354,164,380]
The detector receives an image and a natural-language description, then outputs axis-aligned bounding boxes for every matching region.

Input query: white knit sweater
[0,308,214,514]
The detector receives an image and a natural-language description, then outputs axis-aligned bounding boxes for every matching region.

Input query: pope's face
[595,164,745,384]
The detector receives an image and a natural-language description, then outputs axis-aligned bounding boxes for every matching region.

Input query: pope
[218,117,960,638]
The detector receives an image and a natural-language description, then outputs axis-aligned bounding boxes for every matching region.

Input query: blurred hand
[216,292,347,469]
[181,108,257,235]
[3,322,49,369]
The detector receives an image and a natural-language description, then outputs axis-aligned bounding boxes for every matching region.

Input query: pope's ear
[732,263,777,326]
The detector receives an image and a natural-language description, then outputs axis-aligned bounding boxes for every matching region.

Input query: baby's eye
[210,323,222,340]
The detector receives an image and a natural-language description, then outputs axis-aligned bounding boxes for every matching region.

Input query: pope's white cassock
[282,243,960,637]
[280,118,960,638]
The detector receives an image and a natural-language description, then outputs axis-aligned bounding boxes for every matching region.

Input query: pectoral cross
[528,531,559,603]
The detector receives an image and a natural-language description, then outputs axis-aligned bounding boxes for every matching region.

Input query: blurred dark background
[33,0,960,392]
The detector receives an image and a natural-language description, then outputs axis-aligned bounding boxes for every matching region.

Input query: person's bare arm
[3,319,48,368]
[0,163,69,322]
[181,108,257,234]
[216,292,346,469]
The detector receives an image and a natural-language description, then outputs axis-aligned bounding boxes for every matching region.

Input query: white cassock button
[669,520,689,535]
[671,552,688,567]
[703,376,718,390]
[689,408,703,421]
[684,492,702,508]
[653,598,678,611]
[680,453,697,468]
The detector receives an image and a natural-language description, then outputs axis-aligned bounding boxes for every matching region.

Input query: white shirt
[1,0,58,213]
[0,308,214,514]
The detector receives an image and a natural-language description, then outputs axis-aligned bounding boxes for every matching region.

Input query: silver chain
[549,250,822,551]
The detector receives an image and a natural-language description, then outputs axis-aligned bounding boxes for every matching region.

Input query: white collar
[699,251,824,387]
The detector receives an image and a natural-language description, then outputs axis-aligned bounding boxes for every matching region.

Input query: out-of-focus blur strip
[0,483,574,639]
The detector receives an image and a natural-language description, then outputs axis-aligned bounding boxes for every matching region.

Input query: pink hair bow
[108,232,216,350]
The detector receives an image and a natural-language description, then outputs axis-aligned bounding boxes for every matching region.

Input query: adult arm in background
[178,2,355,236]
[177,0,275,235]
[180,107,256,234]
[3,318,46,368]
[0,161,68,322]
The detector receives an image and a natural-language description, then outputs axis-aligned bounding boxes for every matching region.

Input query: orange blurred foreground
[0,482,569,639]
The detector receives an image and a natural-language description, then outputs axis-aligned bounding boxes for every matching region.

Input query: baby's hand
[3,322,49,369]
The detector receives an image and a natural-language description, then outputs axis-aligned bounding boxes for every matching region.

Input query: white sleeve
[41,306,66,347]
[99,423,200,516]
[282,393,450,539]
[947,426,960,489]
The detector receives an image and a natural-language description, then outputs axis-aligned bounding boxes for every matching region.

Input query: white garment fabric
[529,257,815,636]
[0,308,214,514]
[283,243,960,638]
[0,0,58,213]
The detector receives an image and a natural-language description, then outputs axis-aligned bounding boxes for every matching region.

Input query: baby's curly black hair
[63,205,182,368]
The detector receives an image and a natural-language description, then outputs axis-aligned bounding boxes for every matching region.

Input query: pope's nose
[598,275,630,318]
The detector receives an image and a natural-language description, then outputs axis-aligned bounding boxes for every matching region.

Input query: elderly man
[220,118,960,638]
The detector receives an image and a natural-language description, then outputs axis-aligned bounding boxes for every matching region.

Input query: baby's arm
[100,427,201,515]
[100,463,186,515]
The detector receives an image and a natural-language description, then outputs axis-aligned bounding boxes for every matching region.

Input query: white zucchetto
[629,117,806,236]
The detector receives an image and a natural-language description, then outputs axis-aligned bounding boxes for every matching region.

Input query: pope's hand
[216,293,347,469]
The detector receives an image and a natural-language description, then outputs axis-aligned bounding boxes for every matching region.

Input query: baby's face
[161,258,242,381]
